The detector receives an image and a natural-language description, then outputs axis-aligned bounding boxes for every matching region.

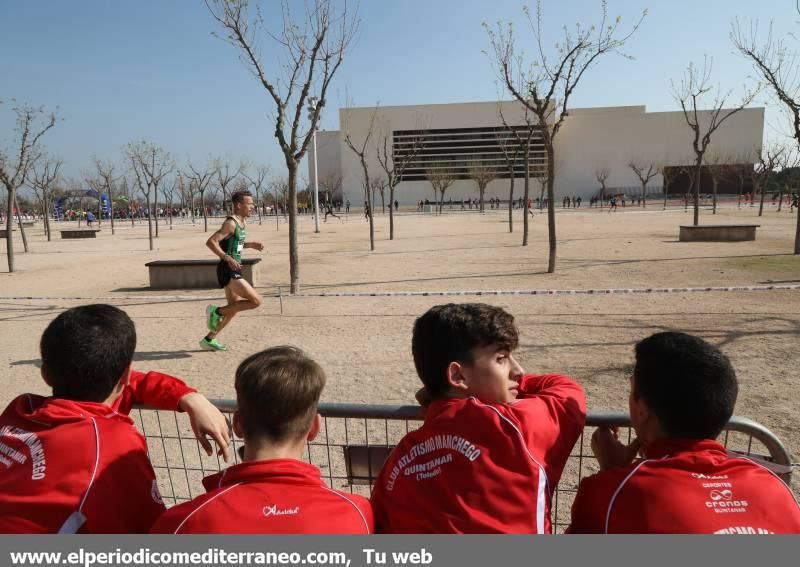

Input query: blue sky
[1,0,798,182]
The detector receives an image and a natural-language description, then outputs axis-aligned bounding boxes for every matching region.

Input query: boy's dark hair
[235,346,326,442]
[633,332,737,439]
[231,191,252,206]
[40,304,137,402]
[412,303,519,399]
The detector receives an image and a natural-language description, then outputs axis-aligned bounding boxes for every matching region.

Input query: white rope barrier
[1,284,798,302]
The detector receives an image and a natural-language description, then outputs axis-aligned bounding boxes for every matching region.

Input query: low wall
[679,224,759,242]
[145,258,261,289]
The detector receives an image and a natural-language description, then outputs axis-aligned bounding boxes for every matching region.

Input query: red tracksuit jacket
[371,374,586,533]
[150,459,374,534]
[568,438,800,534]
[0,370,195,534]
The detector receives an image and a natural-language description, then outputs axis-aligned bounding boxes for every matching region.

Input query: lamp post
[307,96,321,233]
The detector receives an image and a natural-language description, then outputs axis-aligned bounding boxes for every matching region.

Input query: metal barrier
[132,401,793,533]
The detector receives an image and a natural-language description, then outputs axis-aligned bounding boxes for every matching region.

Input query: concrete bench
[679,224,760,242]
[60,229,100,239]
[145,258,261,289]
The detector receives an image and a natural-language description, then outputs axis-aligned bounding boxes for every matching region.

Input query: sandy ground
[2,203,799,501]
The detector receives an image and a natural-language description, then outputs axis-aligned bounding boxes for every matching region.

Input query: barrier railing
[132,401,793,533]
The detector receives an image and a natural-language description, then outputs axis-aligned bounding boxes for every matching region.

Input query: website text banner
[2,536,798,567]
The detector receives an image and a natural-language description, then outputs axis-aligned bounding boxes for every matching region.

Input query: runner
[201,191,264,351]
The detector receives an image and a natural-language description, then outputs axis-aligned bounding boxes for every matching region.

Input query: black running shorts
[217,260,243,288]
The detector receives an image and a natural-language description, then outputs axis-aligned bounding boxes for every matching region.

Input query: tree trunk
[5,190,14,273]
[201,192,209,232]
[693,160,702,226]
[778,185,785,213]
[256,190,263,225]
[663,176,669,210]
[546,144,557,273]
[795,203,800,254]
[522,151,530,247]
[507,176,515,233]
[737,174,744,209]
[712,177,718,215]
[109,188,115,236]
[480,186,485,213]
[287,165,300,293]
[642,182,647,208]
[759,186,766,216]
[389,185,395,240]
[154,191,159,238]
[14,196,29,253]
[145,195,154,251]
[380,190,385,214]
[44,192,52,241]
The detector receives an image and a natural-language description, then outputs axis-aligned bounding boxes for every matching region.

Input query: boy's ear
[446,361,468,392]
[40,366,52,388]
[307,413,321,442]
[232,410,244,439]
[108,364,133,400]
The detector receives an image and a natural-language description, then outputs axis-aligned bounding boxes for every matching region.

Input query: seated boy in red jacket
[151,346,373,534]
[568,332,800,534]
[0,304,230,534]
[371,303,586,533]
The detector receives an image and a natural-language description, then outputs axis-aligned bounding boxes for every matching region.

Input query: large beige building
[309,101,764,206]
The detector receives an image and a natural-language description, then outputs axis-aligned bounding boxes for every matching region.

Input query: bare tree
[704,154,731,215]
[672,57,759,226]
[27,156,62,241]
[206,0,358,293]
[595,167,611,199]
[186,159,219,232]
[658,163,674,210]
[426,165,457,214]
[755,146,784,216]
[370,175,388,214]
[0,103,57,271]
[160,173,181,229]
[468,160,496,213]
[377,130,423,240]
[498,106,539,244]
[92,158,121,235]
[774,148,799,213]
[344,109,379,251]
[180,175,197,224]
[242,164,270,224]
[628,160,658,207]
[214,156,244,214]
[733,18,800,255]
[127,141,173,251]
[727,150,757,209]
[495,123,523,233]
[318,172,342,206]
[485,1,646,272]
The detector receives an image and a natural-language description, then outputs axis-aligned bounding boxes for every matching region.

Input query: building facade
[308,101,764,206]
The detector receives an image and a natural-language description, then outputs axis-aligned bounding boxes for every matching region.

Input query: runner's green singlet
[220,217,246,262]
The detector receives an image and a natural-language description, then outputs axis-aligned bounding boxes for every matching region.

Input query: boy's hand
[178,393,232,463]
[591,426,641,472]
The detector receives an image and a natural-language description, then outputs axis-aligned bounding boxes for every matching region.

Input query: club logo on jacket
[263,504,300,517]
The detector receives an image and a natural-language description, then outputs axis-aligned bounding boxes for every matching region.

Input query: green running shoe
[199,337,227,351]
[206,305,223,332]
